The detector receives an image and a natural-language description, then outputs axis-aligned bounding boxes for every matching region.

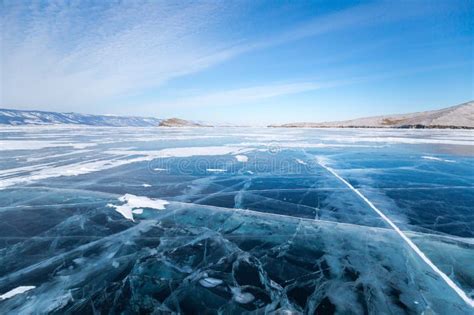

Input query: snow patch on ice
[0,286,35,300]
[25,149,92,162]
[295,158,307,165]
[107,194,169,221]
[0,140,96,151]
[107,146,252,159]
[235,155,248,162]
[232,142,381,148]
[320,135,473,146]
[207,168,226,173]
[0,146,254,190]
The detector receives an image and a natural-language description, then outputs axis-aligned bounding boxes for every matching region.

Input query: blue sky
[1,0,472,124]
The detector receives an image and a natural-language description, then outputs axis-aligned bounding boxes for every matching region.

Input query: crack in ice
[316,158,474,308]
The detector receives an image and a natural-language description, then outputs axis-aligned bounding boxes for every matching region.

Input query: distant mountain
[270,101,474,129]
[159,118,207,127]
[0,108,205,127]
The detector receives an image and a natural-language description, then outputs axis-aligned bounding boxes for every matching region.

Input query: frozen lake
[0,126,473,314]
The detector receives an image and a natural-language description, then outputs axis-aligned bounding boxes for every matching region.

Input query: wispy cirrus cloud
[153,81,325,109]
[1,1,239,109]
[143,60,471,112]
[1,1,440,111]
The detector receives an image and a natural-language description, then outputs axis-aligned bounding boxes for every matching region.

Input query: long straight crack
[317,160,474,308]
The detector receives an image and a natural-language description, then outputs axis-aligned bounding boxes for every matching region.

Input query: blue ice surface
[0,126,473,314]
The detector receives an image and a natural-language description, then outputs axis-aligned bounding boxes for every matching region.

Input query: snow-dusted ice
[107,193,169,222]
[0,286,35,300]
[0,126,473,314]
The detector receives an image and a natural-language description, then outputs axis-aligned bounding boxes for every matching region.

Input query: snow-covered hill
[271,101,474,129]
[0,109,204,127]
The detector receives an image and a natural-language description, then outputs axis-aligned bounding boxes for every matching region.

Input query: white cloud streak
[1,1,433,111]
[1,1,237,108]
[145,60,470,111]
[158,82,323,108]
